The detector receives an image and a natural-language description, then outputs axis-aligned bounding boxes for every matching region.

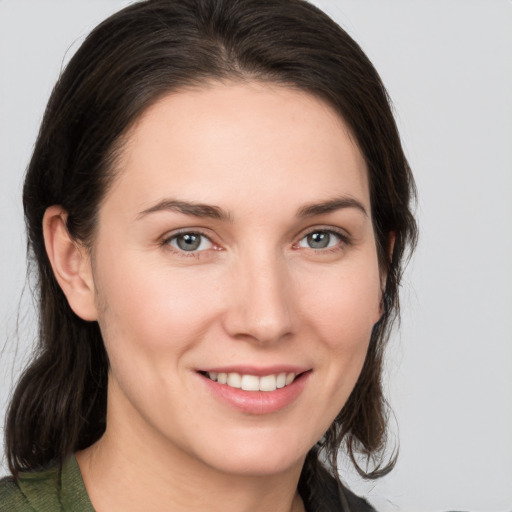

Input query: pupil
[177,233,200,251]
[308,231,329,249]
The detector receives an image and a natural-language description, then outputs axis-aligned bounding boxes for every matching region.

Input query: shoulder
[0,475,33,511]
[0,465,61,512]
[0,476,29,511]
[339,483,377,512]
[0,457,93,512]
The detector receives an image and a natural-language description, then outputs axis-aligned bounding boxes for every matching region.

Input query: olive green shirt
[0,456,94,512]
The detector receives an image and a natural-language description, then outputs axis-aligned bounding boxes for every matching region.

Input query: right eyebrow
[296,196,368,218]
[136,198,232,221]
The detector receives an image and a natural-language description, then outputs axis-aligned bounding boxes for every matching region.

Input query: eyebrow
[137,199,232,221]
[297,196,368,218]
[137,195,368,221]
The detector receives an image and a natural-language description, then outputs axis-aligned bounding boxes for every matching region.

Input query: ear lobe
[42,206,98,321]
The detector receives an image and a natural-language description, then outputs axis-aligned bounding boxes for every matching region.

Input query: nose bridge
[225,245,294,344]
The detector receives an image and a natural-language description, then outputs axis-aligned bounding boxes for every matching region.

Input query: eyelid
[160,225,351,256]
[161,228,220,256]
[294,225,351,250]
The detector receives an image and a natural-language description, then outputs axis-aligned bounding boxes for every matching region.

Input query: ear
[43,206,98,321]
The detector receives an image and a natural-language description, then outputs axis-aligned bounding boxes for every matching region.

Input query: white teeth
[241,374,260,391]
[259,374,277,391]
[227,372,242,388]
[206,371,297,391]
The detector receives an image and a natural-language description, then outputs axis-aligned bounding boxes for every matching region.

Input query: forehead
[105,82,369,218]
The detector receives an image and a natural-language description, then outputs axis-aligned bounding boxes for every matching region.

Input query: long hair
[6,0,417,484]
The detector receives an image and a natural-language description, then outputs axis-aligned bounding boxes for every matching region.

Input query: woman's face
[87,82,382,476]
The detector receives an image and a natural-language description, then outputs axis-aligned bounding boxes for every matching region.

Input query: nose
[222,250,295,345]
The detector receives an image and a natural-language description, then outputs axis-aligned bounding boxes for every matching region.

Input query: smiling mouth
[201,371,299,392]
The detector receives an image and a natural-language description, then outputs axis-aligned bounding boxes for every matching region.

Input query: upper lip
[197,365,310,377]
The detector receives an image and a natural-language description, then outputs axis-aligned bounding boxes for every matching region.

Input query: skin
[44,82,384,512]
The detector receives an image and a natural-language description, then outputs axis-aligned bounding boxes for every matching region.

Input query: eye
[297,230,343,250]
[166,232,213,252]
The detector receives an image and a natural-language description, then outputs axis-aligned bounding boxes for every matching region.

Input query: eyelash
[294,227,350,253]
[162,229,217,258]
[161,227,350,258]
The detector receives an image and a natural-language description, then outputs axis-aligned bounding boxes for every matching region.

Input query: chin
[189,428,314,477]
[208,450,305,477]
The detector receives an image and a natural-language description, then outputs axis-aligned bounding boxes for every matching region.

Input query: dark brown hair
[6,0,417,492]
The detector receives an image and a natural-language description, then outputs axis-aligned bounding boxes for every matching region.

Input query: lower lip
[199,372,310,415]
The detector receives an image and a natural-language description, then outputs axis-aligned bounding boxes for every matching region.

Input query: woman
[0,0,417,510]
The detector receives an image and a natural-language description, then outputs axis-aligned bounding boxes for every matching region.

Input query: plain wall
[1,1,511,511]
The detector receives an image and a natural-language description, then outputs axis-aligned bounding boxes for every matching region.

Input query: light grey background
[1,1,511,511]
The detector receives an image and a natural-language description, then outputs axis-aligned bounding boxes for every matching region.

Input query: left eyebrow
[297,196,368,218]
[136,199,232,221]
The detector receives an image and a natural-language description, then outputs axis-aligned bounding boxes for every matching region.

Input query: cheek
[93,255,222,368]
[92,261,225,427]
[300,261,382,342]
[297,258,381,392]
